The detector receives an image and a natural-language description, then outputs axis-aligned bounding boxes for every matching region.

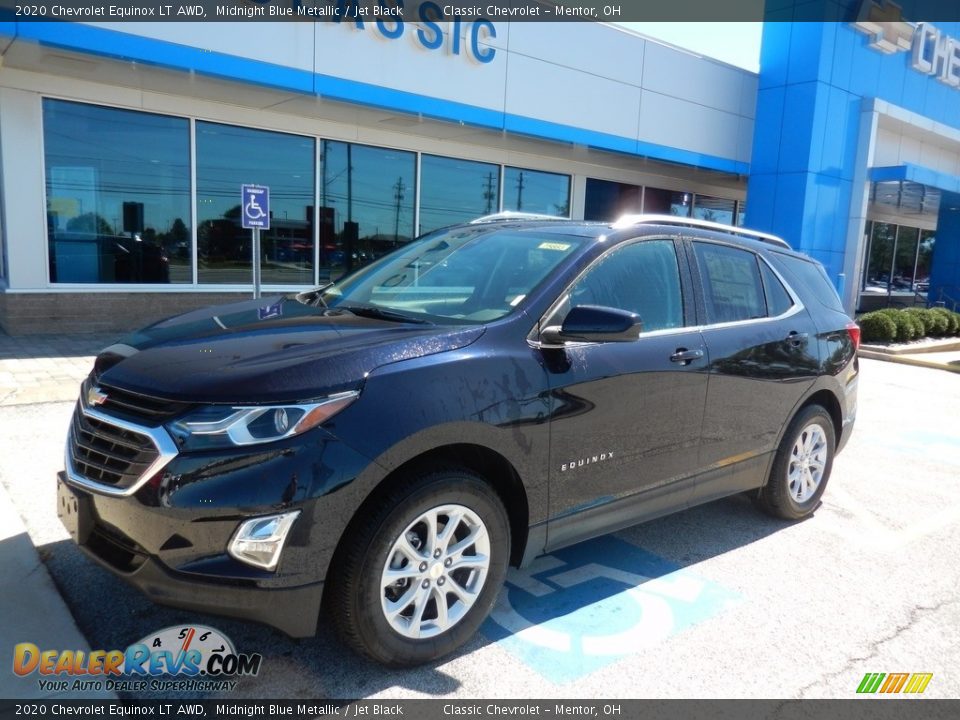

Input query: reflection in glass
[502,167,570,217]
[737,200,747,227]
[196,122,314,285]
[642,187,691,217]
[693,195,735,225]
[43,100,191,284]
[419,155,500,233]
[320,141,416,280]
[917,230,935,290]
[584,179,641,220]
[892,226,919,291]
[865,222,895,291]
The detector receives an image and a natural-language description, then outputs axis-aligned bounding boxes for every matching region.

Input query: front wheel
[757,405,836,520]
[327,469,510,666]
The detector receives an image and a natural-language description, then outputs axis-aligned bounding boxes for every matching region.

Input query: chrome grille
[86,377,193,423]
[65,401,179,497]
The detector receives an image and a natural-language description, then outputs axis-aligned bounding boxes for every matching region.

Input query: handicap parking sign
[241,184,270,230]
[482,536,740,683]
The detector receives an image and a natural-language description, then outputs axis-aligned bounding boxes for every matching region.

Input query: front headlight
[166,391,358,451]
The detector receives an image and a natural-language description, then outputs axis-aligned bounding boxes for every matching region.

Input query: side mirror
[541,305,642,345]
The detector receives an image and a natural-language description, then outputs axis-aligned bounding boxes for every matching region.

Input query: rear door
[688,239,819,482]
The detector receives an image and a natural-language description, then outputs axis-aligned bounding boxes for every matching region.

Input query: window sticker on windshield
[538,241,571,251]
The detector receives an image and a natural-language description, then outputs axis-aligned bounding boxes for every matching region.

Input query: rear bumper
[58,472,323,638]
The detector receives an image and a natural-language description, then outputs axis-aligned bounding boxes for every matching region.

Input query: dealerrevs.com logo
[13,625,262,693]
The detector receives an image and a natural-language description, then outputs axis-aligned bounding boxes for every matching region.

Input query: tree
[66,213,114,235]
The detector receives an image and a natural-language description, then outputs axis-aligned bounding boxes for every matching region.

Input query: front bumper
[58,466,327,639]
[57,448,338,637]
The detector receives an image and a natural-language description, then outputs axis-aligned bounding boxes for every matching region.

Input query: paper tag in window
[538,242,571,251]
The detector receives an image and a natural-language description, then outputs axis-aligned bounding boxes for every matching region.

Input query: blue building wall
[747,16,960,303]
[933,194,960,308]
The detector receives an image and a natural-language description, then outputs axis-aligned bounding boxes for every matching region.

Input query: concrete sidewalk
[0,331,118,699]
[0,333,117,406]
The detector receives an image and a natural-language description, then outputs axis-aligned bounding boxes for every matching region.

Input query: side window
[692,242,766,323]
[759,260,794,316]
[564,239,684,332]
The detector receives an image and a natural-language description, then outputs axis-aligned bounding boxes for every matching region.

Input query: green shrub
[897,312,923,341]
[930,307,960,336]
[858,312,897,344]
[875,309,921,342]
[903,307,941,337]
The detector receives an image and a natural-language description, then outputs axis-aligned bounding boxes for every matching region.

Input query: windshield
[303,226,585,324]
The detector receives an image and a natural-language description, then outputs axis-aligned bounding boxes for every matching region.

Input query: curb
[858,350,960,374]
[0,481,117,699]
[859,339,960,356]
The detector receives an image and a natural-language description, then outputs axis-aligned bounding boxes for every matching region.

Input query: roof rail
[469,211,566,224]
[611,214,791,249]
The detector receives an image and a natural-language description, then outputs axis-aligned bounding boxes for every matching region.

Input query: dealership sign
[854,2,960,88]
[245,0,497,63]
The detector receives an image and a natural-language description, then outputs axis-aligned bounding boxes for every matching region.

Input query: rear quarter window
[769,253,846,314]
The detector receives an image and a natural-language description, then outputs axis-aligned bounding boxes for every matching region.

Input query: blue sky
[614,23,763,72]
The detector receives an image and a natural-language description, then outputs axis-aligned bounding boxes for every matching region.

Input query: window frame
[684,237,804,329]
[530,233,697,345]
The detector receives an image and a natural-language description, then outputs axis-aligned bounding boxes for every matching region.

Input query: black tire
[326,468,510,666]
[756,404,836,520]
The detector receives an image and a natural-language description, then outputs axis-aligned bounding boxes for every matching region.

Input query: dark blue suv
[57,215,859,666]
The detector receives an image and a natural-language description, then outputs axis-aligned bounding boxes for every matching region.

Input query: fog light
[228,510,301,571]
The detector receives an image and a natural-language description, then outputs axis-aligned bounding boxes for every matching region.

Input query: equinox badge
[561,452,614,472]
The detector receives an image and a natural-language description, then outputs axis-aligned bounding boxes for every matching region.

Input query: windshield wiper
[294,282,333,308]
[336,304,433,325]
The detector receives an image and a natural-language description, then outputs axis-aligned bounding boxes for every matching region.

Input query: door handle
[670,347,704,365]
[785,331,809,347]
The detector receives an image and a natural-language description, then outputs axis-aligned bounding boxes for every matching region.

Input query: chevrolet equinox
[58,215,859,666]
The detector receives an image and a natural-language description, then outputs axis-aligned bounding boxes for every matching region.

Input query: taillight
[846,321,861,350]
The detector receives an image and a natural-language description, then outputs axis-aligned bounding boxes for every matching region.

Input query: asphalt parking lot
[2,357,958,700]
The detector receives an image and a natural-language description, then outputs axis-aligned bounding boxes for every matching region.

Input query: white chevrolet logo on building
[854,1,960,88]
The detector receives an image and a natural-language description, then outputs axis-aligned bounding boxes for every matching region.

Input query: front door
[541,237,709,548]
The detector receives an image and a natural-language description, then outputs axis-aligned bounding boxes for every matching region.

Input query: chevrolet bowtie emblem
[86,386,109,407]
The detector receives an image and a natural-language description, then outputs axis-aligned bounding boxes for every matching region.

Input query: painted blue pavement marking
[481,536,740,684]
[895,429,960,468]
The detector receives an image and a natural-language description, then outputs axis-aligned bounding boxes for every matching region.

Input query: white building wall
[76,20,756,166]
[0,87,47,291]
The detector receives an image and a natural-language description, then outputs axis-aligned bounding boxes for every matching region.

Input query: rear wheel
[327,468,510,666]
[757,405,835,520]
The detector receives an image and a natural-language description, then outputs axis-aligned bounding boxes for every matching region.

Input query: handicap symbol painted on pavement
[481,535,740,683]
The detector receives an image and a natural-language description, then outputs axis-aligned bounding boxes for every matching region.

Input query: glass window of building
[502,167,570,217]
[642,187,692,217]
[43,100,191,284]
[864,221,895,291]
[917,230,935,289]
[693,195,735,225]
[584,179,641,221]
[892,226,920,291]
[862,221,933,295]
[320,141,416,279]
[736,200,747,227]
[196,122,314,285]
[419,155,500,234]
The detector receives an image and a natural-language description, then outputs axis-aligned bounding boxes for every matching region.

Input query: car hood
[92,296,485,404]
